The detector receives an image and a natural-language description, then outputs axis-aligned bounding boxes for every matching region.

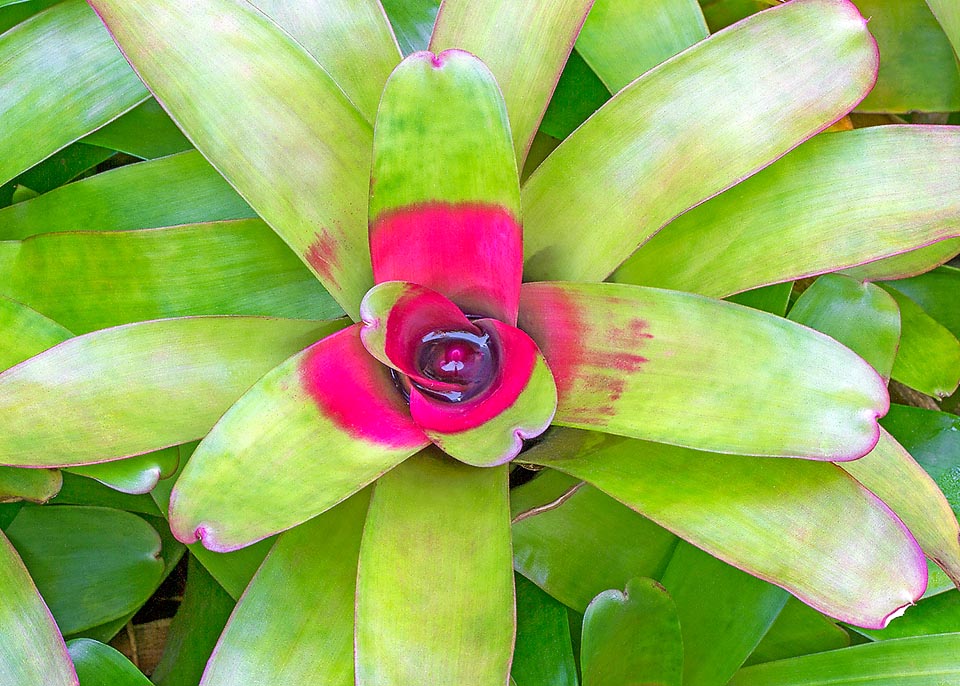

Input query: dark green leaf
[0,0,147,186]
[746,598,850,666]
[0,143,113,208]
[151,555,235,686]
[853,0,960,112]
[380,0,439,55]
[887,265,960,339]
[0,151,254,241]
[788,274,900,380]
[81,100,192,159]
[661,542,787,685]
[856,589,960,641]
[882,405,960,519]
[726,282,793,316]
[5,505,164,634]
[67,638,151,686]
[511,466,676,612]
[539,50,611,141]
[512,574,578,686]
[50,473,161,516]
[730,633,960,685]
[581,577,682,686]
[881,285,960,398]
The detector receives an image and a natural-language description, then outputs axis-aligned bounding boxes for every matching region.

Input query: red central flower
[359,279,557,467]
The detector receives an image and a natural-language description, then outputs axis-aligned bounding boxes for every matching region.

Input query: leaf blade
[355,452,514,685]
[0,529,77,686]
[616,127,960,297]
[0,0,148,186]
[519,282,887,459]
[430,0,593,164]
[523,0,878,282]
[523,429,926,629]
[88,0,375,317]
[0,316,345,466]
[169,326,427,551]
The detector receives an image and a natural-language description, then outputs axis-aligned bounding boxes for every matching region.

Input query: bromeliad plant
[2,0,960,683]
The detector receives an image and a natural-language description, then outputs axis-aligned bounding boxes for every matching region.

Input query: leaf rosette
[1,0,960,683]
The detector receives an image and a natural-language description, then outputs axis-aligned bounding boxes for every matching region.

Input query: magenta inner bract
[413,329,498,402]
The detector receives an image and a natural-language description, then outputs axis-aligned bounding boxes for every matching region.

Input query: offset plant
[1,0,960,683]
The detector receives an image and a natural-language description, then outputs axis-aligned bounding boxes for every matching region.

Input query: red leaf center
[413,328,498,402]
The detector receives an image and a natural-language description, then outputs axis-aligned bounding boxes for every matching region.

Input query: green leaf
[88,0,375,318]
[523,429,926,629]
[841,238,960,283]
[726,282,793,317]
[356,452,514,685]
[523,0,878,282]
[430,0,593,163]
[150,448,272,600]
[1,220,342,334]
[856,588,960,640]
[71,512,185,645]
[0,316,345,466]
[0,151,254,241]
[788,274,900,380]
[853,0,960,112]
[699,0,766,31]
[538,50,611,141]
[1,143,114,207]
[0,297,67,504]
[0,503,21,531]
[577,0,708,92]
[581,577,682,686]
[881,405,960,520]
[0,0,147,187]
[0,0,58,33]
[201,492,368,686]
[841,428,960,588]
[660,542,787,686]
[512,574,578,686]
[926,0,960,56]
[0,295,72,369]
[66,447,179,495]
[380,0,439,55]
[0,467,61,504]
[519,282,887,459]
[923,560,956,598]
[81,99,191,159]
[729,633,960,685]
[5,505,164,634]
[150,555,235,686]
[887,265,960,338]
[0,528,77,686]
[10,184,39,204]
[615,127,960,297]
[252,0,400,122]
[51,473,160,517]
[746,598,850,666]
[511,466,676,612]
[67,639,150,686]
[169,326,427,552]
[882,285,960,399]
